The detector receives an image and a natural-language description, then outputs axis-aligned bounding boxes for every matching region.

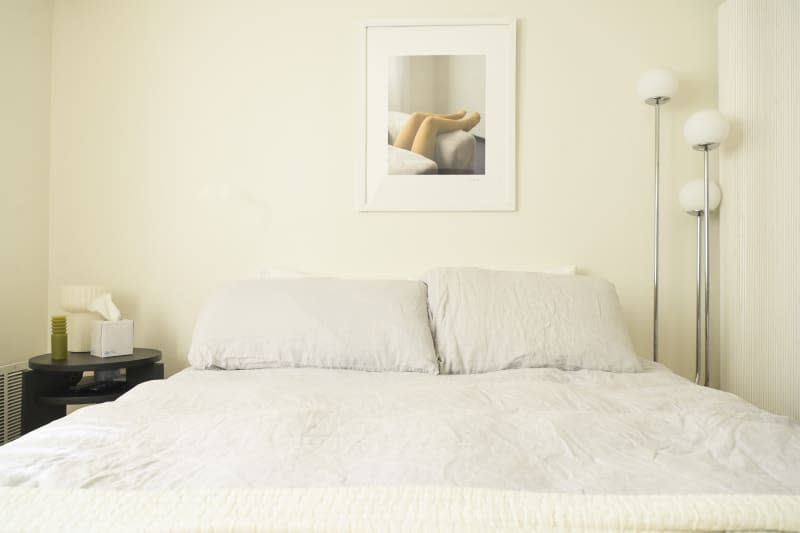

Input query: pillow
[541,265,578,275]
[257,266,310,279]
[188,279,438,373]
[481,265,578,276]
[422,268,642,374]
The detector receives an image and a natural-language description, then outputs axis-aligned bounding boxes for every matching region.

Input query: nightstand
[21,348,163,435]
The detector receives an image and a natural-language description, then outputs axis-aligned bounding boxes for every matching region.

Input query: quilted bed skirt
[1,486,798,533]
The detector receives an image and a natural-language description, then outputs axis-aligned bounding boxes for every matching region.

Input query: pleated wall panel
[718,0,799,418]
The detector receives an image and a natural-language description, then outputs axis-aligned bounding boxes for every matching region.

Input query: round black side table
[21,348,163,434]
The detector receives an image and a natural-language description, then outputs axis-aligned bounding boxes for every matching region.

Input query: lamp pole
[653,101,661,364]
[680,178,722,386]
[692,143,717,386]
[638,67,678,363]
[694,211,702,384]
[702,148,712,386]
[645,96,669,363]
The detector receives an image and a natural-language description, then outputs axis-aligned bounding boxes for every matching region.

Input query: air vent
[1,362,27,445]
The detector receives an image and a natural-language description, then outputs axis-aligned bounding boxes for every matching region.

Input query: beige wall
[47,0,723,380]
[0,0,52,366]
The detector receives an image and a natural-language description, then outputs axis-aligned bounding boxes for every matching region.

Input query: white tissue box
[90,320,134,358]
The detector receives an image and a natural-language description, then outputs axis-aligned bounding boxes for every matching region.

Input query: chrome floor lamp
[638,68,678,362]
[679,179,722,384]
[683,110,729,386]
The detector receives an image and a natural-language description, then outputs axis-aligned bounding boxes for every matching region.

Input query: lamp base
[692,142,719,151]
[645,96,671,106]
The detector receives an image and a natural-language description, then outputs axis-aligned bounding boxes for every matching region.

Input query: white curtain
[719,0,800,418]
[387,56,411,113]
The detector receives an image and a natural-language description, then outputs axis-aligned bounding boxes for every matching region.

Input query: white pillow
[188,279,438,373]
[258,266,310,279]
[422,268,642,374]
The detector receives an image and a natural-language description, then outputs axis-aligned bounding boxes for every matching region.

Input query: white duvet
[1,361,798,494]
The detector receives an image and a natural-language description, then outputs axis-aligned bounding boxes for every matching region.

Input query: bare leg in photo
[392,111,466,151]
[410,112,481,161]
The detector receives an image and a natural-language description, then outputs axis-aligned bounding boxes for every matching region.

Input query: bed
[387,111,477,174]
[1,269,798,532]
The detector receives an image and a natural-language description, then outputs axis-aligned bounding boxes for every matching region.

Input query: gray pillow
[188,279,439,373]
[422,268,642,374]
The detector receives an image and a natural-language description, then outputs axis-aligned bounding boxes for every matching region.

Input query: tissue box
[90,320,134,358]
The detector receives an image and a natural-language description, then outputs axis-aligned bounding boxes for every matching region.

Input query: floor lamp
[638,68,678,362]
[679,180,722,384]
[683,110,729,386]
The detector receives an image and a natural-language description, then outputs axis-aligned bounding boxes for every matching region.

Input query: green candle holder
[51,315,68,361]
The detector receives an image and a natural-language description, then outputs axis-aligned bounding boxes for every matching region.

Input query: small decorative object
[358,18,516,211]
[679,179,722,385]
[89,293,133,358]
[638,67,678,363]
[61,285,104,352]
[683,110,730,386]
[91,320,134,358]
[51,315,68,361]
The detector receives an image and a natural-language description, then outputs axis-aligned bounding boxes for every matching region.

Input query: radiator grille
[1,362,27,445]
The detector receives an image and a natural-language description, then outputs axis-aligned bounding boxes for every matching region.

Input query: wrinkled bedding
[1,361,798,493]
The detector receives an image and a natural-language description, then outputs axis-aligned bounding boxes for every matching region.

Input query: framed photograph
[357,19,517,211]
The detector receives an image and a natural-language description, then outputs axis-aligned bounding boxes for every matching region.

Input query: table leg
[21,371,71,435]
[126,362,164,388]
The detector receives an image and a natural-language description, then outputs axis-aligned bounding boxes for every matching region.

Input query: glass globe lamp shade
[683,110,730,149]
[637,68,678,104]
[679,179,722,214]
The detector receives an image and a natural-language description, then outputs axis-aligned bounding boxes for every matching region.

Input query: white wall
[0,0,52,366]
[47,0,722,379]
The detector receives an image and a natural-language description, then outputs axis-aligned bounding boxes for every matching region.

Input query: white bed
[2,362,798,493]
[1,273,799,531]
[387,111,477,174]
[1,362,799,532]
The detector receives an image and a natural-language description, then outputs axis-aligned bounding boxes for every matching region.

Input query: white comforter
[1,362,798,493]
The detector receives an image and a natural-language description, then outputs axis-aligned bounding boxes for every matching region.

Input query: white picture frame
[357,18,517,211]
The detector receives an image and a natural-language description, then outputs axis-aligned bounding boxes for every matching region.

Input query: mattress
[1,361,798,493]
